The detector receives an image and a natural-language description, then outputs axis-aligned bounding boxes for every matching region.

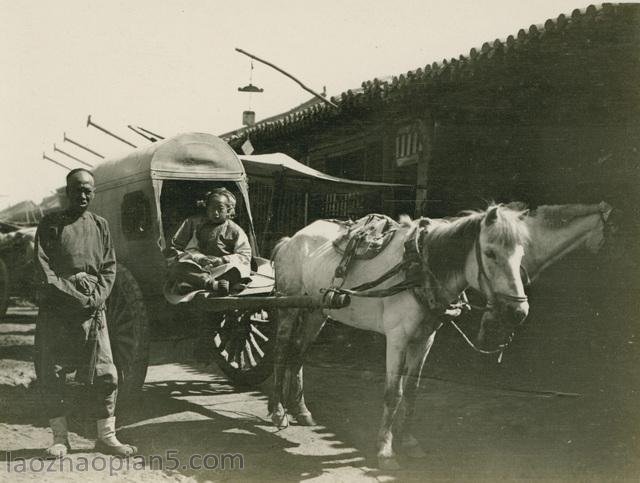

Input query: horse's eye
[485,250,496,260]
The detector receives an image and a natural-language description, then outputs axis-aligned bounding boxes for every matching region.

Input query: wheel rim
[212,308,272,372]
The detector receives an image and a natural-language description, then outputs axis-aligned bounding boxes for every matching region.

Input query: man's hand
[202,256,224,268]
[191,253,224,268]
[71,272,94,296]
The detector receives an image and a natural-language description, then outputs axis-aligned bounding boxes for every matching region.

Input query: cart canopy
[94,132,246,185]
[238,153,408,193]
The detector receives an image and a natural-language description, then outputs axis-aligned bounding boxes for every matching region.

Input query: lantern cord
[235,47,338,109]
[248,61,254,109]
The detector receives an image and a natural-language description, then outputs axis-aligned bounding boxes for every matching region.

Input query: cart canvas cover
[239,153,407,193]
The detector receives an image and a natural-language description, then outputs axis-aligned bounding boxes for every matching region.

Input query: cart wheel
[211,307,275,387]
[0,258,9,319]
[106,264,150,403]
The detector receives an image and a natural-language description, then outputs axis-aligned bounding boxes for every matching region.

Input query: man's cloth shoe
[95,417,137,457]
[45,442,70,459]
[94,439,137,457]
[44,416,70,459]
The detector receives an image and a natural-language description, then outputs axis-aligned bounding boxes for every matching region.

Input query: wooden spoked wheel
[106,264,150,403]
[0,258,8,319]
[211,306,275,386]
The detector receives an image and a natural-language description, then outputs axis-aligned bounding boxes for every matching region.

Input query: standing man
[34,168,136,458]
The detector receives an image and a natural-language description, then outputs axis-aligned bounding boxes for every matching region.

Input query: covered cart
[28,132,403,398]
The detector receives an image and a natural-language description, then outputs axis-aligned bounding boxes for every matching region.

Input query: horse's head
[473,205,530,348]
[522,201,615,279]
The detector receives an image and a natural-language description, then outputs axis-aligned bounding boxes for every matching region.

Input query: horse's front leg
[377,332,408,470]
[285,310,327,426]
[396,327,437,458]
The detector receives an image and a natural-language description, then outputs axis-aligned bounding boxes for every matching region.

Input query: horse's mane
[423,205,529,280]
[529,204,602,228]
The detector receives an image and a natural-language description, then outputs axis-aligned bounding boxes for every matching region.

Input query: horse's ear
[485,206,498,226]
[506,201,528,212]
[518,209,530,220]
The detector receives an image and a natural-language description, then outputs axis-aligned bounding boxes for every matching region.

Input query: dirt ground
[0,250,638,482]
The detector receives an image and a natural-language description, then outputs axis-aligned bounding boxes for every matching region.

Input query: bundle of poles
[42,116,164,171]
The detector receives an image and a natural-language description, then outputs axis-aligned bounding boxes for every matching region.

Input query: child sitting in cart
[165,188,252,299]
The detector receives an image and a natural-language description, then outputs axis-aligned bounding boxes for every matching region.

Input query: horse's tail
[271,237,291,262]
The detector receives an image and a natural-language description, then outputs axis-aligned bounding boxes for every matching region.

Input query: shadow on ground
[0,245,638,481]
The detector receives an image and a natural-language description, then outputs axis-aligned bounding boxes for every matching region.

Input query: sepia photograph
[0,1,638,481]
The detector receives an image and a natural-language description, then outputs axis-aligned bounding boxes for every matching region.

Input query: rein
[449,319,513,363]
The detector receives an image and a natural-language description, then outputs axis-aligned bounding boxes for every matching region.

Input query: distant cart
[0,222,37,318]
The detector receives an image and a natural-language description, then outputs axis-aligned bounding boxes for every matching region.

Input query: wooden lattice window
[395,121,423,167]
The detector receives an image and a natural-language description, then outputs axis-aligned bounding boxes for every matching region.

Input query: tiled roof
[223,3,634,146]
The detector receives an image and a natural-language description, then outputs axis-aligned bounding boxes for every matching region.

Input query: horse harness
[323,214,528,360]
[323,217,468,316]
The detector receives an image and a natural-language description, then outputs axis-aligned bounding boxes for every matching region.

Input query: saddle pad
[332,214,399,260]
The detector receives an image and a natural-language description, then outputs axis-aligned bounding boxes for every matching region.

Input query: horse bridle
[474,232,529,309]
[446,232,529,362]
[455,206,611,361]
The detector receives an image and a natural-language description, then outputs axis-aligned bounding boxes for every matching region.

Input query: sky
[0,0,589,208]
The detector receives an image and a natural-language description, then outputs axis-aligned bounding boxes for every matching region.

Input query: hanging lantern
[238,60,262,124]
[242,111,256,126]
[238,84,264,93]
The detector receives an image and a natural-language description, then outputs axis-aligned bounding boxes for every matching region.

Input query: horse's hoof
[404,444,427,459]
[401,435,427,458]
[271,412,289,429]
[295,412,316,426]
[378,456,401,471]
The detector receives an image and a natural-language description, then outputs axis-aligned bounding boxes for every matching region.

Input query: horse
[269,204,530,469]
[476,201,613,349]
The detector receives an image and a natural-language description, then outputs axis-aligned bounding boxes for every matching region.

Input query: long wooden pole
[87,115,137,148]
[63,132,105,159]
[43,153,71,170]
[127,125,157,142]
[136,125,165,140]
[235,48,338,109]
[53,144,94,168]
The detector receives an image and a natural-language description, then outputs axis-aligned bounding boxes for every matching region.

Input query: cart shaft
[195,294,348,312]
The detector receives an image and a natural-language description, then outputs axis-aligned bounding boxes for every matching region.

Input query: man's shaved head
[65,168,95,214]
[66,168,94,186]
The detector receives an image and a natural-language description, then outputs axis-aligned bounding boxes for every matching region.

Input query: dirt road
[0,270,638,483]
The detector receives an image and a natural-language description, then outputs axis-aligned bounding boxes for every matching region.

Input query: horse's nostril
[513,307,528,323]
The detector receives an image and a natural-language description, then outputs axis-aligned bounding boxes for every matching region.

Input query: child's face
[206,195,230,223]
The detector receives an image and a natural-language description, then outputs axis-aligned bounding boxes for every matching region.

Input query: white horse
[269,204,530,469]
[477,201,613,348]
